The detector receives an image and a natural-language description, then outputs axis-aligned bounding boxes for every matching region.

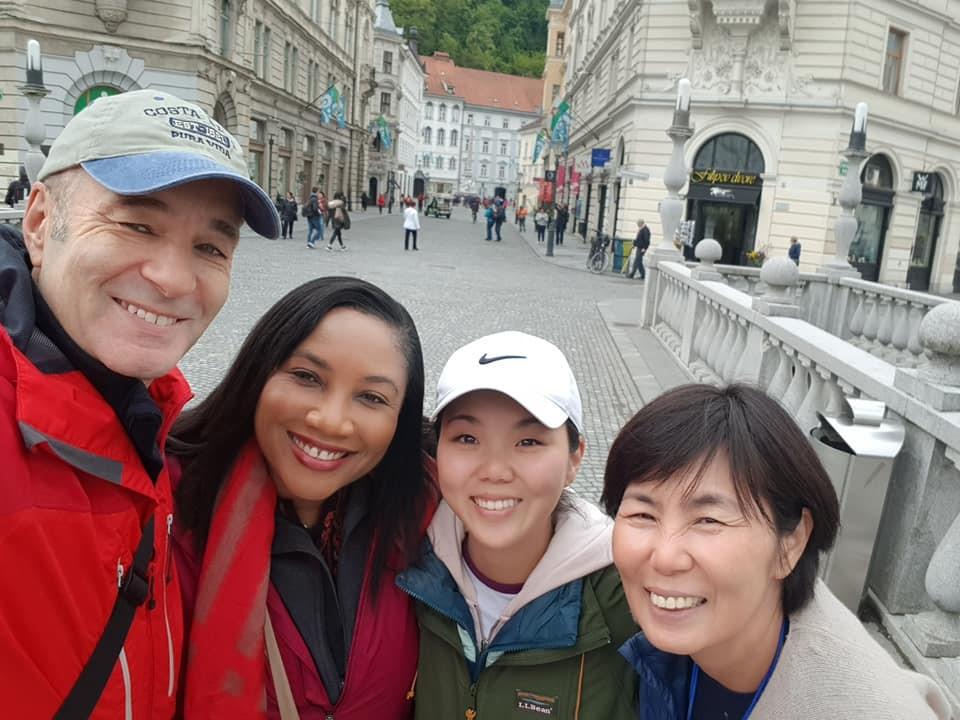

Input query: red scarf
[183,441,277,718]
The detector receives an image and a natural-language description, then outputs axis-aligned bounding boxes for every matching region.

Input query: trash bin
[810,398,905,612]
[613,237,625,271]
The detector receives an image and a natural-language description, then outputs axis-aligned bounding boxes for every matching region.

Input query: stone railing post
[867,303,960,648]
[641,78,689,328]
[691,238,723,281]
[752,257,800,318]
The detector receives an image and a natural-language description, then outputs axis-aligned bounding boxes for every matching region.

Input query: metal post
[20,39,49,184]
[641,78,692,328]
[821,102,868,278]
[267,134,275,197]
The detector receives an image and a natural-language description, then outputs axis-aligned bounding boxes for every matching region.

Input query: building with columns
[368,0,424,205]
[2,0,377,208]
[555,0,960,293]
[418,52,543,199]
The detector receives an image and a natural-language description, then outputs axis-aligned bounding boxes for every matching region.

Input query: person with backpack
[280,191,298,239]
[403,197,421,251]
[0,88,279,719]
[397,331,639,720]
[326,191,350,251]
[484,203,495,241]
[304,186,324,249]
[493,197,506,241]
[555,204,569,246]
[4,166,30,207]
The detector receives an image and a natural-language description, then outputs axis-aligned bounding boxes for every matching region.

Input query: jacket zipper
[118,647,133,720]
[163,513,175,697]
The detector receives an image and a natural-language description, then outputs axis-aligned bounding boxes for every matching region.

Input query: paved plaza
[179,207,682,499]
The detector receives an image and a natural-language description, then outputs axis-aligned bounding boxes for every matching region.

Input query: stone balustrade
[648,257,960,710]
[0,208,25,225]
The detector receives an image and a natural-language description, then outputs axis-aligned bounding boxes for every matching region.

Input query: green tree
[391,0,549,77]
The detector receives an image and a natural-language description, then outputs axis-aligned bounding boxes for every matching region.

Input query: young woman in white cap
[397,331,638,719]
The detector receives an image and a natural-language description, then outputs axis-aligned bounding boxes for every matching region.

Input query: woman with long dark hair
[168,276,435,719]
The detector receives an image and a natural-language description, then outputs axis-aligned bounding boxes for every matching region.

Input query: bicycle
[586,232,611,274]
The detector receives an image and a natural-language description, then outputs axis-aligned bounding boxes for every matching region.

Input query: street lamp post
[640,78,692,328]
[20,39,49,184]
[821,102,868,277]
[267,133,275,198]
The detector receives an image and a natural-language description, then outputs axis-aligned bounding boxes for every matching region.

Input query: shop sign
[690,169,761,186]
[912,172,932,193]
[591,148,611,167]
[545,170,556,182]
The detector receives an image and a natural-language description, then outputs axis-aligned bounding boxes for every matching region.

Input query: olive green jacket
[396,497,639,720]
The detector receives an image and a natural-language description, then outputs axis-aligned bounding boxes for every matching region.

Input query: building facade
[418,52,543,199]
[557,0,960,292]
[368,0,423,205]
[2,0,377,208]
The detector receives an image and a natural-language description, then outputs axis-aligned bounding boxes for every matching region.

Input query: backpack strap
[54,516,156,719]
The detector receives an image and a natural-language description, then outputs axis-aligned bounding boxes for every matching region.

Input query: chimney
[407,26,419,57]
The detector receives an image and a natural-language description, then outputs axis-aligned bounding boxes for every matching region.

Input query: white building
[2,0,377,207]
[557,0,960,293]
[418,52,543,199]
[369,0,424,204]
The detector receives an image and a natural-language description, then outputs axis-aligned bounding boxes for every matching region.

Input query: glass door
[907,210,941,291]
[699,202,747,265]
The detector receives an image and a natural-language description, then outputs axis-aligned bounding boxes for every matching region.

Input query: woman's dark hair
[601,383,840,615]
[169,276,430,591]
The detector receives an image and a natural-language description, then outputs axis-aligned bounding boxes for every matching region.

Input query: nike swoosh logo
[478,353,527,365]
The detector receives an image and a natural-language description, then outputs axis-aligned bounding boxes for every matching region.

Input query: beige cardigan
[751,581,953,719]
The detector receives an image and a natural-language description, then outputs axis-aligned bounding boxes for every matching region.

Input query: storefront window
[74,86,120,115]
[850,154,895,282]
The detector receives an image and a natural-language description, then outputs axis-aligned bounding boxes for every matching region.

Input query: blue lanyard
[685,618,788,720]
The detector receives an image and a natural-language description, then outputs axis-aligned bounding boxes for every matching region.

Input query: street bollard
[546,219,555,257]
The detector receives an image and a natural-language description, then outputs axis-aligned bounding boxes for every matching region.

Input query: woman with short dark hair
[603,383,950,720]
[168,277,435,718]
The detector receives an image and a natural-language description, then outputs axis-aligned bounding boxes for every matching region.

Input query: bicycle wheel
[589,251,606,274]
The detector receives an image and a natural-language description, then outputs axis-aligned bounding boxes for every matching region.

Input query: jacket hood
[428,491,613,634]
[0,225,35,353]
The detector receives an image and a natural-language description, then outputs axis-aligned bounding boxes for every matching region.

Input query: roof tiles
[420,52,543,114]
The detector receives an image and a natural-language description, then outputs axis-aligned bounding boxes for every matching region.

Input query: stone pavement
[179,206,678,500]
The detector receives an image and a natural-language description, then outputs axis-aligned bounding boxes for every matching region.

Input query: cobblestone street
[180,207,647,500]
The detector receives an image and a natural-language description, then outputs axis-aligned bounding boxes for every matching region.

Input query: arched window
[425,102,434,120]
[423,126,432,144]
[439,104,447,121]
[861,154,894,189]
[74,85,120,115]
[452,106,460,122]
[451,129,458,146]
[437,128,445,145]
[693,133,765,174]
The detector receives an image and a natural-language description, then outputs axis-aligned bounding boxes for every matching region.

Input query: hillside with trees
[389,0,549,77]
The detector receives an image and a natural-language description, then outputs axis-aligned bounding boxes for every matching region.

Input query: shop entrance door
[908,210,941,291]
[696,202,753,265]
[850,203,890,282]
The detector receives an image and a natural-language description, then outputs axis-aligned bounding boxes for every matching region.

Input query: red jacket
[0,326,191,718]
[172,463,423,719]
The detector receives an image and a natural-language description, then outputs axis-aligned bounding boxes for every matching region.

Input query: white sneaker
[339,245,347,252]
[324,245,332,251]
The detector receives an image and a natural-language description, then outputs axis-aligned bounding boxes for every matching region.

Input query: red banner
[557,164,566,190]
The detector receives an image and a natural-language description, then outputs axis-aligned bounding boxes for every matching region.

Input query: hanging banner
[556,164,566,191]
[549,100,571,154]
[532,130,548,164]
[319,86,340,124]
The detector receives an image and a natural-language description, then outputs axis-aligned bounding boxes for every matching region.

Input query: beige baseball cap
[38,89,279,238]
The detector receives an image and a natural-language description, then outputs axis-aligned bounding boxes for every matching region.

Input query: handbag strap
[265,610,301,720]
[54,516,155,719]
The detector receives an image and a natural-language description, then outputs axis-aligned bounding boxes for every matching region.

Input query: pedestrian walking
[388,192,396,214]
[304,186,324,248]
[326,192,349,251]
[280,191,298,239]
[534,207,549,244]
[403,197,420,251]
[517,205,528,231]
[555,204,569,245]
[377,192,385,214]
[0,88,279,719]
[628,218,651,279]
[789,236,802,265]
[4,166,30,207]
[360,191,369,211]
[605,384,951,720]
[396,331,639,720]
[484,204,495,241]
[493,197,505,241]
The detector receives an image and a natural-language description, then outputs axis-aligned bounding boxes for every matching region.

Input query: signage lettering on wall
[591,148,611,167]
[690,169,761,186]
[912,172,931,193]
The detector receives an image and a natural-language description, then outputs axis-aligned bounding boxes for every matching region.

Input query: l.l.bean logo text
[691,169,760,186]
[516,690,557,716]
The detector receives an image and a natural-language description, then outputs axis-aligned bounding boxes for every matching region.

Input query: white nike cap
[432,331,583,433]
